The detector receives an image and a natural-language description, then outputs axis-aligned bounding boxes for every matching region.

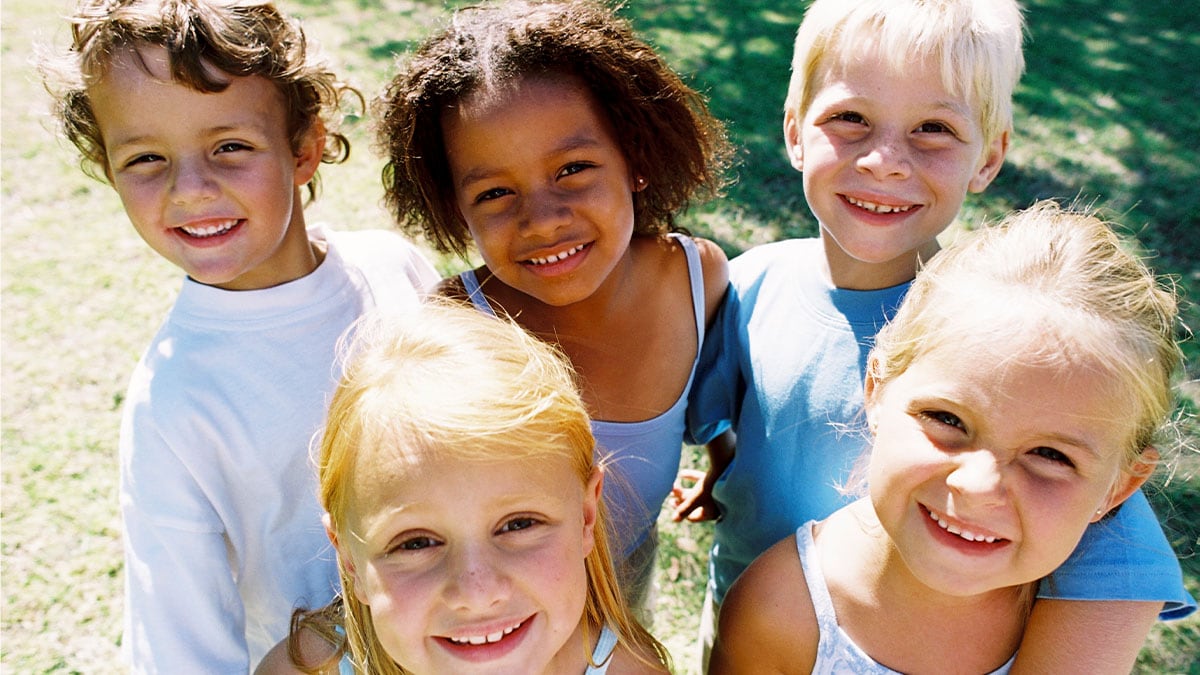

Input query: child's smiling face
[89,44,324,290]
[786,50,1007,289]
[442,73,641,307]
[338,445,602,674]
[865,328,1148,598]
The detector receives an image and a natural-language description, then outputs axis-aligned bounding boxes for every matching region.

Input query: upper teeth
[528,244,583,265]
[448,622,521,645]
[928,508,997,543]
[180,220,237,238]
[846,196,915,214]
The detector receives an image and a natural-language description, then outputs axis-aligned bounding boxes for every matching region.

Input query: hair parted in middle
[374,0,733,258]
[316,299,670,673]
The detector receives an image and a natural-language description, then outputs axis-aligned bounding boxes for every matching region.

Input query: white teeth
[846,196,915,214]
[448,622,520,645]
[180,220,237,238]
[528,244,583,265]
[927,508,997,543]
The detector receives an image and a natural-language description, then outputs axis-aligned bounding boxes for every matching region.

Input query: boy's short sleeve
[1039,488,1196,620]
[686,283,740,445]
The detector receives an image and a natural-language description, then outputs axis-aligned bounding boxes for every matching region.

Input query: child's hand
[672,469,721,522]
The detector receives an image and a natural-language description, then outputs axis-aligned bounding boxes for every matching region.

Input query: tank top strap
[667,232,706,345]
[584,625,619,674]
[457,269,497,317]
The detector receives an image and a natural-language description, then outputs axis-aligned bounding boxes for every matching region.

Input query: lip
[435,615,533,663]
[519,241,591,277]
[921,504,1009,553]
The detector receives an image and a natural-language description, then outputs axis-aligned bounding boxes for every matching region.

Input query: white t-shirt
[119,227,438,673]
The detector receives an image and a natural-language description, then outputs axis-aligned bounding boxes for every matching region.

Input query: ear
[863,356,882,432]
[293,119,327,187]
[580,467,603,558]
[632,174,648,193]
[1091,447,1159,523]
[967,129,1009,193]
[324,512,369,604]
[783,108,804,171]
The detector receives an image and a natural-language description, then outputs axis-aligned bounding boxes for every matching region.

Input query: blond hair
[869,201,1182,469]
[313,300,669,673]
[785,0,1025,148]
[41,0,358,200]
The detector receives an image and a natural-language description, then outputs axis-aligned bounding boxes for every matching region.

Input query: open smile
[844,195,917,214]
[523,242,589,266]
[446,619,525,646]
[178,219,241,239]
[924,506,1006,544]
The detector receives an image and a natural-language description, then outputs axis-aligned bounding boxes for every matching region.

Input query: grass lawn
[3,0,1196,672]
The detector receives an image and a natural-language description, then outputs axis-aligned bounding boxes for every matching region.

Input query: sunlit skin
[440,73,726,424]
[444,74,640,310]
[785,51,1007,290]
[89,44,324,290]
[865,334,1149,600]
[335,448,603,674]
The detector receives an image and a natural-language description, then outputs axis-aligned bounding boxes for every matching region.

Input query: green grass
[3,0,1196,672]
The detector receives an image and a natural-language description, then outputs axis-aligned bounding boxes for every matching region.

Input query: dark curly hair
[42,0,360,201]
[375,0,733,258]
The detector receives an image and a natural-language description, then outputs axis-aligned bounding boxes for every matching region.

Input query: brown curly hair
[374,0,733,258]
[42,0,360,201]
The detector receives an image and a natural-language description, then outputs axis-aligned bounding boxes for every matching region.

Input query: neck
[821,233,941,291]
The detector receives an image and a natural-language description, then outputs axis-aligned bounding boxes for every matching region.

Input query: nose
[856,128,912,181]
[945,450,1007,506]
[444,543,510,611]
[518,187,571,238]
[170,156,219,205]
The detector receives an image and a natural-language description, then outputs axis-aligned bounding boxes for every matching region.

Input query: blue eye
[830,111,867,124]
[1030,446,1075,468]
[499,517,538,533]
[396,536,438,552]
[924,410,965,430]
[916,121,953,134]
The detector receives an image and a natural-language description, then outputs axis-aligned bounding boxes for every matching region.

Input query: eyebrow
[456,133,605,190]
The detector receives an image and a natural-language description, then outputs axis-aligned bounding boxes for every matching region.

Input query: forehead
[344,442,583,530]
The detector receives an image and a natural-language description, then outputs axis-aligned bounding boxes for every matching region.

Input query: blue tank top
[459,233,706,556]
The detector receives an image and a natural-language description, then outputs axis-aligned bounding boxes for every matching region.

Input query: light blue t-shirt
[687,237,1195,620]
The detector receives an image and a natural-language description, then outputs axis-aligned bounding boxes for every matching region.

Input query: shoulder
[711,533,817,673]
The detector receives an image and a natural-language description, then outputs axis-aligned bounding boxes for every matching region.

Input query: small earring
[636,176,646,187]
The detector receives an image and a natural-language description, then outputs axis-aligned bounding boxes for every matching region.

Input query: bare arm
[1010,599,1160,675]
[709,535,814,674]
[673,430,735,522]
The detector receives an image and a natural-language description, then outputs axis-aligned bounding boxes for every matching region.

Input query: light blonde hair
[313,300,669,673]
[868,201,1182,470]
[785,0,1025,148]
